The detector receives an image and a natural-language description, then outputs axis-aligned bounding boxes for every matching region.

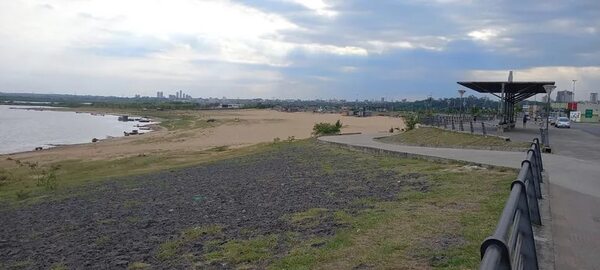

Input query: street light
[543,85,556,130]
[458,89,466,119]
[572,79,577,101]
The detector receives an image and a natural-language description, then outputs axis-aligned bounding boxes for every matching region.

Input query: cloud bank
[0,0,598,99]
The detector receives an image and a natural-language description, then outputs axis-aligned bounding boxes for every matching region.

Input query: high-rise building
[591,92,598,103]
[156,91,164,98]
[556,90,574,103]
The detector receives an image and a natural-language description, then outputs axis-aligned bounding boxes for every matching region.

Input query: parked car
[555,117,571,128]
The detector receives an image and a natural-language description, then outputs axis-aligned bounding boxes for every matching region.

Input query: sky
[0,0,599,100]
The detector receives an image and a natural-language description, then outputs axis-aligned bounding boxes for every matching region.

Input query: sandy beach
[6,109,404,163]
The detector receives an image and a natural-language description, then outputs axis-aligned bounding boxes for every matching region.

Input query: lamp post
[543,85,556,149]
[572,79,577,101]
[458,89,466,119]
[543,85,556,130]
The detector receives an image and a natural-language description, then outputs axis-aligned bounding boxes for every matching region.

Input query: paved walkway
[319,133,600,270]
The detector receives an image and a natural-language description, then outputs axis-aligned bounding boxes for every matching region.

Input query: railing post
[482,122,487,135]
[443,118,448,129]
[480,239,511,270]
[523,158,542,200]
[519,162,542,226]
[470,121,474,133]
[451,118,456,130]
[526,149,543,194]
[512,180,540,270]
[532,139,544,172]
[459,119,464,131]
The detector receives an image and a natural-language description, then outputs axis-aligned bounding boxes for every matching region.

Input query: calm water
[0,105,150,154]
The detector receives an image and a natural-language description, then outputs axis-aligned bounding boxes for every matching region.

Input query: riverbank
[0,109,404,203]
[3,109,403,161]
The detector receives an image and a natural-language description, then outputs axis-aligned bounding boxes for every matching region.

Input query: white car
[555,117,571,128]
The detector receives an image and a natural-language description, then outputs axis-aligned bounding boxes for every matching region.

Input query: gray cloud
[0,0,598,99]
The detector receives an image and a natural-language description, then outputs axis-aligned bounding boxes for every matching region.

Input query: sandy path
[6,109,404,163]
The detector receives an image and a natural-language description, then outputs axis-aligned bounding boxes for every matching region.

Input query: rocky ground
[0,141,427,269]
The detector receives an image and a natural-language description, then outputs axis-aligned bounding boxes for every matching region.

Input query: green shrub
[312,120,343,136]
[403,114,419,131]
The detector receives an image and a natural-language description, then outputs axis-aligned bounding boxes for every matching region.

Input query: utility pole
[572,79,577,101]
[458,89,466,119]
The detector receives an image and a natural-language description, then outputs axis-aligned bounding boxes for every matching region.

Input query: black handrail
[479,139,544,270]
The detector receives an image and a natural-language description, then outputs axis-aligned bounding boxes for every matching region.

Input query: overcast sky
[1,0,599,100]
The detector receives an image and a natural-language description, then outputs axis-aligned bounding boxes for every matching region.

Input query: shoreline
[2,109,404,164]
[0,105,161,156]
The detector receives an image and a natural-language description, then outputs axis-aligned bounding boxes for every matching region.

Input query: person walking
[522,114,528,128]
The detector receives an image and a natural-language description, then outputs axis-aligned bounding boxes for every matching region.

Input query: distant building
[591,92,598,103]
[134,94,140,98]
[156,91,164,98]
[221,103,241,109]
[556,90,574,103]
[381,97,385,102]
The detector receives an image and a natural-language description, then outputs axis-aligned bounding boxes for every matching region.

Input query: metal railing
[420,115,493,137]
[479,139,544,270]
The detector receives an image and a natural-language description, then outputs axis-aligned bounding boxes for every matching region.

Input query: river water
[0,105,150,154]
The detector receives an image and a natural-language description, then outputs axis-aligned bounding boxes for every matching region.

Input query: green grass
[0,143,268,205]
[127,262,152,270]
[204,235,279,266]
[379,127,530,151]
[158,142,515,269]
[268,160,513,269]
[157,225,223,261]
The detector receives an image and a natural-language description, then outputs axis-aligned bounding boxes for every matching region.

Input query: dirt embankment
[0,142,421,269]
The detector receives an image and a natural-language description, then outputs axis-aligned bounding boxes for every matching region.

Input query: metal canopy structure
[457,80,555,129]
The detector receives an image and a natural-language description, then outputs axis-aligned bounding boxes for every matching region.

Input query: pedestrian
[523,114,528,128]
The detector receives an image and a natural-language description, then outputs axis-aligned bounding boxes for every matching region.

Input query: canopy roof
[457,81,555,103]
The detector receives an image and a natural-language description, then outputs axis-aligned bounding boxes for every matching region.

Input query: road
[319,129,600,270]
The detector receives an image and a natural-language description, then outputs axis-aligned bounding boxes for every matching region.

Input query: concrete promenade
[319,133,600,270]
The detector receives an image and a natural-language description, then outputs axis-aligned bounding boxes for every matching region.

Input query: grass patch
[157,225,223,261]
[204,235,278,266]
[378,127,530,151]
[270,165,513,269]
[127,262,152,270]
[289,208,329,223]
[0,143,268,205]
